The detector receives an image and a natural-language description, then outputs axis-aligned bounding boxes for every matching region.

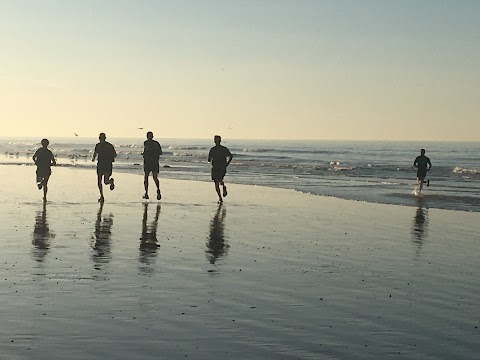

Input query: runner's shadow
[411,202,429,256]
[32,201,55,263]
[91,203,113,272]
[139,203,161,270]
[206,203,229,265]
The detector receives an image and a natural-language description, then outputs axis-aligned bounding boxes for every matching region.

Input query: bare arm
[92,145,97,162]
[227,152,233,166]
[32,149,39,165]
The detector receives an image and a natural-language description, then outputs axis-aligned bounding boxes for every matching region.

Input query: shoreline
[1,162,479,214]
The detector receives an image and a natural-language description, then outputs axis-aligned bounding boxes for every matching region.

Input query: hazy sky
[0,0,479,141]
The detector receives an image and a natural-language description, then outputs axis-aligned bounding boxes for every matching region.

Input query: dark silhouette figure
[32,201,55,263]
[142,131,163,200]
[206,203,229,264]
[139,203,161,268]
[411,205,429,255]
[92,133,117,203]
[32,138,56,201]
[413,149,432,193]
[92,203,113,271]
[208,135,233,203]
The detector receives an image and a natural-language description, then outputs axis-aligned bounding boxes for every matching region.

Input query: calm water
[1,137,479,212]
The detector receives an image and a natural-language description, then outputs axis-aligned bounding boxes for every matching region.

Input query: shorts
[144,161,160,174]
[417,169,427,180]
[97,162,113,176]
[36,168,51,183]
[211,167,227,182]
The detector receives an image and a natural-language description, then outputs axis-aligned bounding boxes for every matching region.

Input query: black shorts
[97,162,113,176]
[36,168,51,182]
[211,167,226,182]
[417,169,427,179]
[144,161,159,174]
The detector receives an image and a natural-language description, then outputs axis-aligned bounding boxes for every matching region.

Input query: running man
[92,133,117,203]
[32,138,56,201]
[142,131,162,200]
[208,135,233,203]
[413,148,432,193]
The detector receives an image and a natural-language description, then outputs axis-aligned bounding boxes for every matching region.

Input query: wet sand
[0,165,479,359]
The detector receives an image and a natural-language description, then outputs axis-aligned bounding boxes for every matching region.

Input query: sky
[0,0,479,141]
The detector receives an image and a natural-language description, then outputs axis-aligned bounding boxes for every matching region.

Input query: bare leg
[43,174,50,200]
[153,172,160,191]
[214,181,222,202]
[104,171,114,190]
[220,180,227,197]
[417,177,424,193]
[153,172,161,199]
[98,175,104,202]
[104,170,111,185]
[143,172,149,198]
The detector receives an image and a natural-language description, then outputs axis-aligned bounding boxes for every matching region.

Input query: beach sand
[0,165,479,359]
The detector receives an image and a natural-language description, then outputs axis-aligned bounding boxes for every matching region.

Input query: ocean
[1,137,479,212]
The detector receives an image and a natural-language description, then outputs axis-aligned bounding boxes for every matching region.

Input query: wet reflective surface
[32,201,55,263]
[91,203,113,271]
[1,165,479,360]
[139,203,161,270]
[205,204,229,265]
[411,202,429,257]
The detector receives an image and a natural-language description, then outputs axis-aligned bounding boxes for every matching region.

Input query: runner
[142,131,162,200]
[92,133,117,203]
[413,148,432,194]
[32,138,56,201]
[208,135,233,203]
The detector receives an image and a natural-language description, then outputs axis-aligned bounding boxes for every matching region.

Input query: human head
[146,131,154,140]
[99,133,106,142]
[41,138,49,147]
[420,149,426,155]
[214,135,221,145]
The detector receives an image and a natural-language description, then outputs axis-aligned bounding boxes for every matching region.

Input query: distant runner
[92,133,117,203]
[32,138,56,201]
[142,131,162,200]
[208,135,233,203]
[413,148,432,194]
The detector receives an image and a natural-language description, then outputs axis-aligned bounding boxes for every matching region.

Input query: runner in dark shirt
[92,133,117,203]
[208,135,233,202]
[413,148,432,192]
[142,131,163,200]
[32,138,56,201]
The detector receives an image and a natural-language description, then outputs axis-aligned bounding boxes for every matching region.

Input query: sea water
[1,137,479,212]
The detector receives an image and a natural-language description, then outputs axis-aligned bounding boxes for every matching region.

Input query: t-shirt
[143,139,162,163]
[33,148,55,169]
[94,142,116,164]
[414,155,431,171]
[208,145,232,169]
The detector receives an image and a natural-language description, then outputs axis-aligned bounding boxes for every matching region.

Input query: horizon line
[0,135,478,143]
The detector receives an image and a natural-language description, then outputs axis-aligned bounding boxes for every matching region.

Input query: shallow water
[1,137,479,212]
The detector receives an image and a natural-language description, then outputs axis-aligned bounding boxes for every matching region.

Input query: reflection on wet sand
[91,203,113,271]
[139,203,161,269]
[206,204,229,264]
[411,205,429,255]
[32,201,55,263]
